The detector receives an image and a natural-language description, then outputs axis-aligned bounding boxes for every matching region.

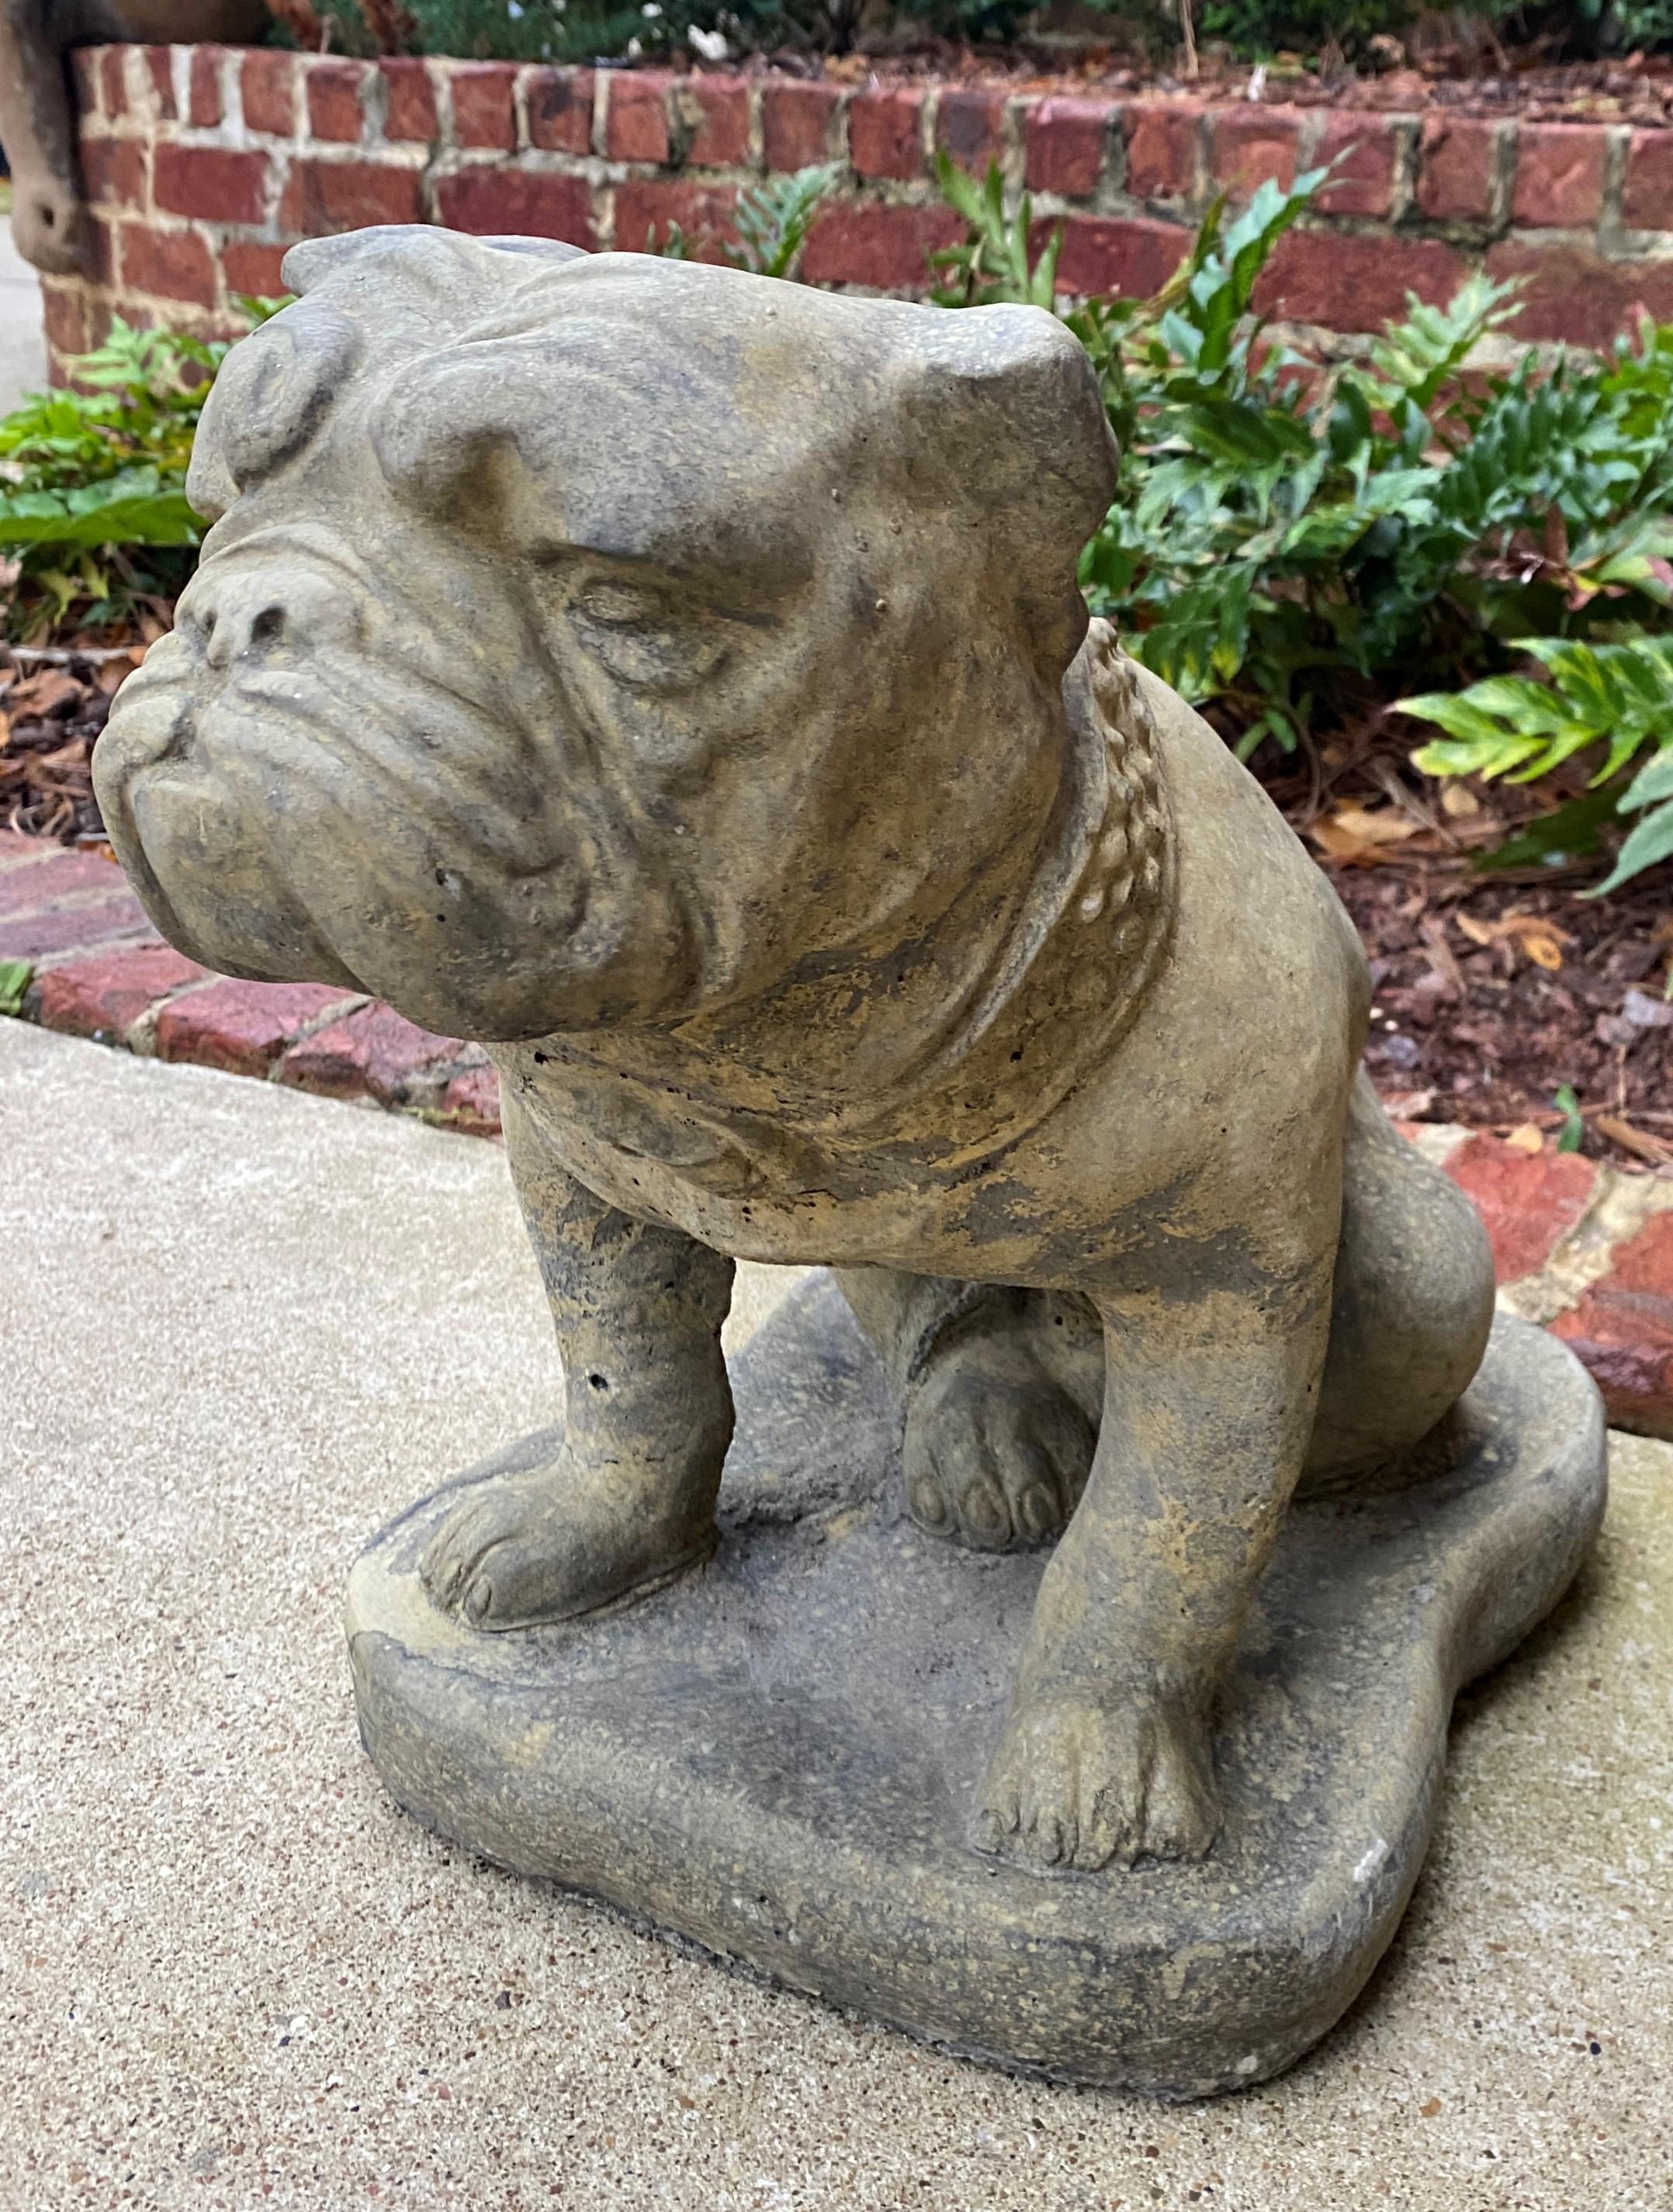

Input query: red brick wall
[45,45,1673,375]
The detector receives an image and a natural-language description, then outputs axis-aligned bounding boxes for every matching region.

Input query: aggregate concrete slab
[0,210,47,412]
[1,1020,1668,2210]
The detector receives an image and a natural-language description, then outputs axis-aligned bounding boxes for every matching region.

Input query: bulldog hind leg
[1301,1071,1496,1490]
[421,1098,735,1629]
[833,1270,1097,1550]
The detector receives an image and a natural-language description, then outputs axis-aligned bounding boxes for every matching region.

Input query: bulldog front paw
[904,1331,1095,1552]
[418,1459,715,1630]
[972,1688,1221,1872]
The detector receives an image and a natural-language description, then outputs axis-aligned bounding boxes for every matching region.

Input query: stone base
[346,1279,1605,2099]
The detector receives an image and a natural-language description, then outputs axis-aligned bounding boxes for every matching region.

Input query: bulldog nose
[185,567,352,670]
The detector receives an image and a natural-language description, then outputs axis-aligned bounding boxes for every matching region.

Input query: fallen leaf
[1595,1114,1673,1165]
[1505,1123,1545,1154]
[1454,909,1571,970]
[1439,783,1480,818]
[1307,805,1421,865]
[1419,2096,1443,2117]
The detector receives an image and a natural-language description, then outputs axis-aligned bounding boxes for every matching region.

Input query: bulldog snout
[182,566,358,670]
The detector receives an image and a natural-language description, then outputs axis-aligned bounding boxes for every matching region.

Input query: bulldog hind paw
[972,1690,1221,1873]
[904,1332,1096,1553]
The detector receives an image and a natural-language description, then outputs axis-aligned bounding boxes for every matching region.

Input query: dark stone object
[348,1277,1605,2099]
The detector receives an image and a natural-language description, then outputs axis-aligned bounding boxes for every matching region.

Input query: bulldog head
[95,227,1115,1042]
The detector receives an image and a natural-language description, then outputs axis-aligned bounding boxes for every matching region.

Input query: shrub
[1401,637,1673,893]
[0,305,282,642]
[934,156,1673,885]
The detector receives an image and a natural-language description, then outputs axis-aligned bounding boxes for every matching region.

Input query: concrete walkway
[2,1019,1668,2210]
[0,203,47,410]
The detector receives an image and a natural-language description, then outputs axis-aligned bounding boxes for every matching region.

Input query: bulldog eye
[566,578,729,694]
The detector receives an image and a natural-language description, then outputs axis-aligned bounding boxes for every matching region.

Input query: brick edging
[4,827,1671,1439]
[40,44,1673,373]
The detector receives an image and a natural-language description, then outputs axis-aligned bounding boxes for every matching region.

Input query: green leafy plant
[932,159,1673,890]
[0,958,32,1017]
[658,164,840,280]
[1401,635,1673,893]
[0,303,285,640]
[727,163,843,280]
[1554,1083,1585,1152]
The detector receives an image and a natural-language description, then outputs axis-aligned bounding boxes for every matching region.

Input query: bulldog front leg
[974,1269,1331,1871]
[421,1100,734,1630]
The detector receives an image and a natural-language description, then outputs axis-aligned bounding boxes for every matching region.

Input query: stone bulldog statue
[97,226,1605,2092]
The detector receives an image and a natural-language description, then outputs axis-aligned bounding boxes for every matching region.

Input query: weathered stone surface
[93,234,1595,2086]
[349,1278,1605,2099]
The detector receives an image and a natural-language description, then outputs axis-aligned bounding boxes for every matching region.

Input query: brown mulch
[1335,863,1673,1165]
[4,632,1670,1168]
[0,639,144,843]
[727,39,1673,128]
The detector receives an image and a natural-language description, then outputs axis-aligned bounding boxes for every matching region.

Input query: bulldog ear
[279,224,585,323]
[901,304,1117,674]
[186,300,360,521]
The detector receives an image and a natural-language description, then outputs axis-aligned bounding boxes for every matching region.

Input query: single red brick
[1024,97,1112,199]
[1416,114,1498,223]
[1256,227,1463,332]
[241,50,296,137]
[1623,130,1673,230]
[604,71,672,164]
[1445,1133,1596,1283]
[1512,121,1607,230]
[681,74,750,168]
[81,137,147,210]
[189,46,223,129]
[305,57,366,144]
[435,167,594,245]
[615,178,737,258]
[798,202,965,293]
[379,58,439,144]
[278,999,462,1103]
[34,943,210,1040]
[436,1061,501,1137]
[85,217,118,289]
[1551,1211,1673,1438]
[937,87,1007,174]
[1484,241,1673,345]
[98,47,127,119]
[0,895,150,961]
[280,158,423,233]
[154,978,360,1077]
[153,144,268,227]
[849,88,925,182]
[0,848,126,916]
[1211,106,1301,198]
[1125,100,1198,200]
[116,223,219,306]
[761,78,842,174]
[1051,213,1188,299]
[143,47,177,122]
[220,239,291,296]
[451,60,518,151]
[1313,113,1398,218]
[70,47,101,116]
[40,279,90,360]
[525,65,594,154]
